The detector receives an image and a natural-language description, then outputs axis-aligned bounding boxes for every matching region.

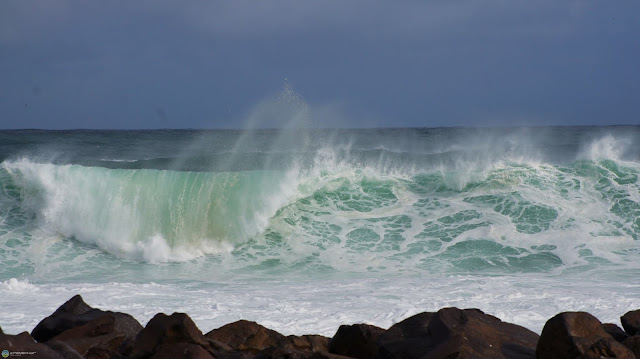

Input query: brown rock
[376,308,538,359]
[622,310,640,336]
[149,342,215,359]
[376,312,434,359]
[328,323,385,359]
[0,331,65,359]
[31,294,142,346]
[50,314,134,357]
[255,346,351,359]
[537,311,635,359]
[623,335,640,358]
[131,312,227,359]
[286,334,329,353]
[205,320,285,353]
[603,323,630,342]
[45,339,85,359]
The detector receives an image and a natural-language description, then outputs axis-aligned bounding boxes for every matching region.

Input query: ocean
[1,126,639,336]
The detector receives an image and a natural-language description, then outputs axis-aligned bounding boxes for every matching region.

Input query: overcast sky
[1,1,639,129]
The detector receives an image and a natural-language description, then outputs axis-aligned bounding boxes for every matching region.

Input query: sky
[1,0,639,129]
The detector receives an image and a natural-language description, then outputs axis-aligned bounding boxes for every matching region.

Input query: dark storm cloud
[0,1,638,129]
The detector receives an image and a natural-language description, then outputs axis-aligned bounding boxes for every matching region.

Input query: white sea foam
[0,275,638,337]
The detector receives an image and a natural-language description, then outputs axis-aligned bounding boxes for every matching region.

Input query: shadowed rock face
[603,323,630,343]
[205,320,286,353]
[376,312,435,359]
[623,335,640,358]
[31,294,142,343]
[130,312,227,359]
[328,323,385,359]
[537,312,635,359]
[622,310,640,336]
[29,294,143,358]
[0,331,65,359]
[376,308,539,359]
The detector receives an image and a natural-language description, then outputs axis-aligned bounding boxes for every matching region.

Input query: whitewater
[1,126,639,336]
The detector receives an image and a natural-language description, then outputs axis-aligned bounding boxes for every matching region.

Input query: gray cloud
[0,0,638,129]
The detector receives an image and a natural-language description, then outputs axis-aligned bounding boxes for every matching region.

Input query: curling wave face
[1,128,640,281]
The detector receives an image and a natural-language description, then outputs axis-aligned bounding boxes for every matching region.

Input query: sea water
[1,127,639,336]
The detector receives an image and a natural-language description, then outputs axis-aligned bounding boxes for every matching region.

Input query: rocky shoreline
[1,295,639,358]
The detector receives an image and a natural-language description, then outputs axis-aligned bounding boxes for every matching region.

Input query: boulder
[130,312,228,359]
[376,308,538,359]
[255,346,351,359]
[602,323,630,342]
[622,310,640,336]
[0,331,64,359]
[31,294,142,345]
[537,311,635,359]
[205,320,285,353]
[286,334,330,353]
[376,312,434,359]
[45,340,85,359]
[328,323,385,359]
[149,342,215,359]
[623,335,640,358]
[49,314,131,358]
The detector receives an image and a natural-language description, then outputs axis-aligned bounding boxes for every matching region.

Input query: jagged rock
[537,311,635,359]
[603,323,630,342]
[130,312,228,359]
[0,331,64,359]
[31,294,142,346]
[623,335,640,358]
[328,323,385,359]
[376,312,434,359]
[206,319,286,353]
[622,309,640,336]
[376,308,538,359]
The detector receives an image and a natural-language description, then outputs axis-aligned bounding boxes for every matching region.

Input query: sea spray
[1,126,639,338]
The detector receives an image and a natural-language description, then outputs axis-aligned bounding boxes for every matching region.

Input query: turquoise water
[1,127,639,335]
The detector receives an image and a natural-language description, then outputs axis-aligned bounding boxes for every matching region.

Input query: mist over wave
[1,126,640,338]
[1,128,639,281]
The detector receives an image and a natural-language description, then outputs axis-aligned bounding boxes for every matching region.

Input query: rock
[206,321,335,358]
[205,319,286,353]
[130,312,228,359]
[45,340,85,359]
[328,323,385,359]
[376,308,538,359]
[603,323,630,342]
[537,311,635,359]
[49,315,130,357]
[255,346,351,359]
[0,331,65,359]
[623,335,640,358]
[31,294,143,345]
[622,309,640,336]
[376,312,434,359]
[286,335,330,353]
[149,342,215,359]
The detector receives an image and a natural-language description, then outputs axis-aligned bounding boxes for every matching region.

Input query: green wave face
[1,156,639,277]
[1,160,293,262]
